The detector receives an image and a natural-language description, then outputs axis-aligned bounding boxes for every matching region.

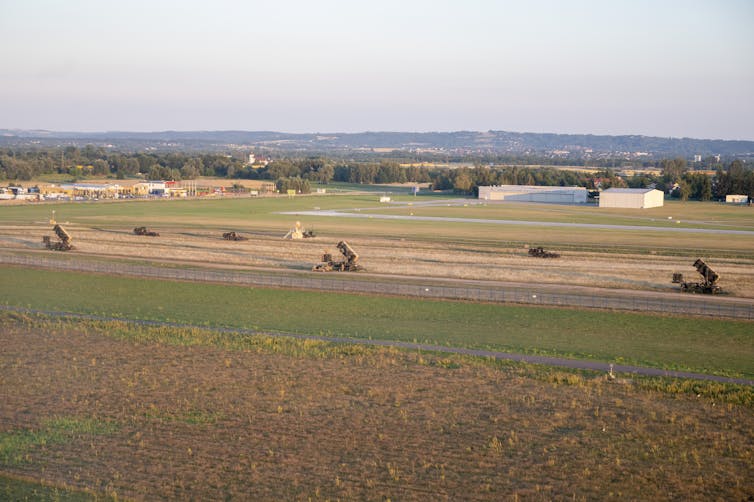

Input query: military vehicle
[528,247,560,258]
[673,259,722,294]
[222,231,248,241]
[133,226,159,237]
[43,224,73,251]
[313,241,363,272]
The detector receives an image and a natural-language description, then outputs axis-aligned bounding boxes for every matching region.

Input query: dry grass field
[2,219,754,297]
[1,196,753,500]
[1,315,753,500]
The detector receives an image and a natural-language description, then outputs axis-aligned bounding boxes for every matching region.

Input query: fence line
[1,252,752,320]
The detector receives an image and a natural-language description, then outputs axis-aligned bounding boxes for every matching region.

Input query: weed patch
[0,417,118,466]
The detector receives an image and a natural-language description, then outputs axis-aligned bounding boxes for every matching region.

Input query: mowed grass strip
[2,266,752,377]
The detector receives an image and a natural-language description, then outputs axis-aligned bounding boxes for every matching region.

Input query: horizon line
[2,128,753,143]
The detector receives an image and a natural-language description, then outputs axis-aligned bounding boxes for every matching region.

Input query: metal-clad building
[478,185,587,204]
[725,194,749,204]
[599,188,664,208]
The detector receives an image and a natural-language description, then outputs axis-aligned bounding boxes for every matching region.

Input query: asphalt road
[3,305,752,386]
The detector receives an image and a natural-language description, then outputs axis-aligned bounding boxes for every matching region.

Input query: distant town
[2,129,753,160]
[1,129,752,204]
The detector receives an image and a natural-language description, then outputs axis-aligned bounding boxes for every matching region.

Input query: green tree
[673,180,691,200]
[180,161,200,180]
[453,169,474,193]
[660,158,688,183]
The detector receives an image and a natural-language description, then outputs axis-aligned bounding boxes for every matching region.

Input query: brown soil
[1,320,753,500]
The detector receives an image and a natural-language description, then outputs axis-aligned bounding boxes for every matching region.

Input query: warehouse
[599,188,664,208]
[478,185,587,204]
[725,194,749,204]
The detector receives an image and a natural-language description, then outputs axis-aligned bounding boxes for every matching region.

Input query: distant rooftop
[602,188,659,193]
[484,185,586,193]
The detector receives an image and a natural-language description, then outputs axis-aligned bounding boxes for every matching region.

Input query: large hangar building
[478,185,587,204]
[599,188,664,208]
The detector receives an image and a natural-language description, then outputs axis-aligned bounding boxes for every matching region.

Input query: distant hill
[1,129,753,158]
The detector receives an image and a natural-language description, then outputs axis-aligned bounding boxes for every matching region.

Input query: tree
[452,169,474,193]
[267,160,300,180]
[276,176,311,194]
[672,180,691,200]
[91,159,109,176]
[180,161,199,180]
[660,158,688,183]
[699,175,712,201]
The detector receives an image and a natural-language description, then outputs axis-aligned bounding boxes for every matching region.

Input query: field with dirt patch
[1,315,753,500]
[1,195,754,500]
[1,195,754,297]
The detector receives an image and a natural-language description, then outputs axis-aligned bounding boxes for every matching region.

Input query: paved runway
[281,210,754,235]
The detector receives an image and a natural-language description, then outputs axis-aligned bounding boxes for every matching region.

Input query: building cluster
[477,184,753,208]
[0,181,206,201]
[478,185,665,208]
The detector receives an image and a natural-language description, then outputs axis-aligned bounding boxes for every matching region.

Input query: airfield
[1,189,753,499]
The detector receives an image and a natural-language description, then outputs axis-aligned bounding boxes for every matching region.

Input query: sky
[1,0,753,139]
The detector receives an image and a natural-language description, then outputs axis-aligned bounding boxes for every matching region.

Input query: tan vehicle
[43,224,74,251]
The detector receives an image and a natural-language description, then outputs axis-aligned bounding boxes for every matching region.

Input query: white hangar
[599,188,664,208]
[477,185,587,204]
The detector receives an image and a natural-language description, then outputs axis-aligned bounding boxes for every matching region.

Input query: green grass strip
[1,266,752,377]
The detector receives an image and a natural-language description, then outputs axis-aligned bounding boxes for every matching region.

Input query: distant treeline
[4,129,754,158]
[1,146,752,199]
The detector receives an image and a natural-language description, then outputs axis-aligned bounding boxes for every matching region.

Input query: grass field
[2,267,753,377]
[0,314,752,500]
[363,200,754,231]
[2,195,754,296]
[2,193,754,499]
[2,193,753,245]
[2,192,753,230]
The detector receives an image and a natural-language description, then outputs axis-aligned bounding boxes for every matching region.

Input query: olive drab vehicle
[673,259,723,294]
[528,247,560,258]
[313,241,364,272]
[222,231,248,241]
[133,226,159,237]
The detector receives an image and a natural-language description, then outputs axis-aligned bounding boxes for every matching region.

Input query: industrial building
[725,194,749,204]
[599,188,664,208]
[477,185,587,204]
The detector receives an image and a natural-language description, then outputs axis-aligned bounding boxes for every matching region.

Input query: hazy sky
[1,0,752,139]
